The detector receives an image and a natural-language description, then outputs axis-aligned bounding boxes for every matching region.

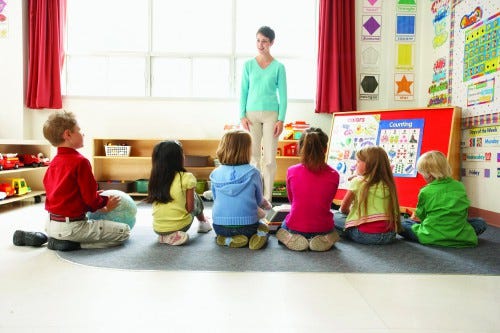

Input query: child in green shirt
[400,150,487,247]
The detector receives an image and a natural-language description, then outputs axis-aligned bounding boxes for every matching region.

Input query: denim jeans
[333,211,396,245]
[400,216,488,242]
[280,221,334,238]
[213,221,264,238]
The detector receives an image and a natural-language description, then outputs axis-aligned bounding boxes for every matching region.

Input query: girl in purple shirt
[277,127,340,251]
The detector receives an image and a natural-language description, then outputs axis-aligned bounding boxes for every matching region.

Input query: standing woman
[240,26,287,202]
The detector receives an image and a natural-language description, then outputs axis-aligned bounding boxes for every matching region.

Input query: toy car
[12,178,31,196]
[0,182,15,197]
[0,153,23,170]
[19,154,42,167]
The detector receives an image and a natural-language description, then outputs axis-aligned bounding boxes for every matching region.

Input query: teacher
[240,26,288,202]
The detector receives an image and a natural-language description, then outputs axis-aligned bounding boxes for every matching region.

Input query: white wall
[0,0,25,139]
[25,98,333,159]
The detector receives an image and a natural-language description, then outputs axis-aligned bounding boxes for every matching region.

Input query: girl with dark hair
[146,140,211,246]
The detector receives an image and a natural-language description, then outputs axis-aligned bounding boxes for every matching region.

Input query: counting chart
[377,119,424,177]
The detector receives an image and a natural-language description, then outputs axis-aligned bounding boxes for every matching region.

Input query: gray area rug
[57,218,500,274]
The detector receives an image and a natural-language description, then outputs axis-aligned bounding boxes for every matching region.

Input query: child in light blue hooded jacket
[210,129,271,250]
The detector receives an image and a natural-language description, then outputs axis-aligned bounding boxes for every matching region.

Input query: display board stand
[327,107,461,210]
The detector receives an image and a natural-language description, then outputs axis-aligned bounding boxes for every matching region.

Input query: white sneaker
[158,231,189,245]
[197,221,212,233]
[202,190,213,201]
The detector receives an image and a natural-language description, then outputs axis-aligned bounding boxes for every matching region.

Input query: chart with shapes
[328,114,381,188]
[377,118,424,177]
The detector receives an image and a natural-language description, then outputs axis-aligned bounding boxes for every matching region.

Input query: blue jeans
[400,217,488,242]
[333,211,396,245]
[280,221,334,238]
[213,222,265,238]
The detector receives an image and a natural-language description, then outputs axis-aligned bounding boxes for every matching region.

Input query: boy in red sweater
[13,110,130,251]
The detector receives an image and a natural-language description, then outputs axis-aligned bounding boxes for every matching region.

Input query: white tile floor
[1,199,499,333]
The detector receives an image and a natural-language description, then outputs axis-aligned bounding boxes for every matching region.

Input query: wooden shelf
[92,138,300,198]
[0,140,51,206]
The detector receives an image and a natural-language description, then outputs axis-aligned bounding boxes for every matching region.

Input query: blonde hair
[43,110,78,147]
[417,150,451,180]
[216,129,252,165]
[356,146,401,232]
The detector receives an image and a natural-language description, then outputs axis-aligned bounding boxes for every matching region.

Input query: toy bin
[195,179,207,194]
[97,180,134,192]
[135,179,149,193]
[104,145,131,157]
[272,181,287,197]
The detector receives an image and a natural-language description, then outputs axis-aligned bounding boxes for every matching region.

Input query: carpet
[57,223,500,274]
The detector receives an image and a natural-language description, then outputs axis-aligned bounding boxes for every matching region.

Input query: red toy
[0,153,23,170]
[0,182,15,197]
[18,154,43,167]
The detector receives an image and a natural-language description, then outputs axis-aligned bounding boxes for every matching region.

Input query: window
[64,0,318,99]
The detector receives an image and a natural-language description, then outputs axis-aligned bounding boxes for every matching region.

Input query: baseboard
[469,207,500,227]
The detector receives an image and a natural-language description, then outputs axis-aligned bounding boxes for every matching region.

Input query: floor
[1,199,499,333]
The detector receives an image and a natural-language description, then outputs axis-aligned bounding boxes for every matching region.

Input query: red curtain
[315,0,357,113]
[26,0,66,109]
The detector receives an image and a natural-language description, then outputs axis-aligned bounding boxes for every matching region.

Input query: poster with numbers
[377,118,424,177]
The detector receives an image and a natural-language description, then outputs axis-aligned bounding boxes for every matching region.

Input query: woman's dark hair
[257,26,275,42]
[146,140,186,204]
[298,127,329,172]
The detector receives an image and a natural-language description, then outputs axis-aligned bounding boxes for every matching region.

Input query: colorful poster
[467,78,495,106]
[0,0,7,39]
[359,74,380,100]
[395,14,416,41]
[362,15,382,41]
[394,73,414,100]
[396,43,414,70]
[363,0,382,13]
[377,118,424,177]
[327,114,381,188]
[396,0,417,13]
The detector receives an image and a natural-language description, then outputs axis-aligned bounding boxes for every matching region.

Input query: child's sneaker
[47,238,81,251]
[249,223,269,250]
[197,221,212,233]
[13,230,48,247]
[309,231,340,252]
[216,235,248,248]
[276,228,309,251]
[202,190,213,201]
[159,231,189,245]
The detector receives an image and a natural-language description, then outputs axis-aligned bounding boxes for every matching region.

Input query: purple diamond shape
[364,17,381,35]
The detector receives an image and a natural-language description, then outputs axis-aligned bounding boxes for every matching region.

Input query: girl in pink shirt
[276,127,340,251]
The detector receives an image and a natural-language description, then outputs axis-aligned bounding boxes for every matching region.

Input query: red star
[396,75,413,94]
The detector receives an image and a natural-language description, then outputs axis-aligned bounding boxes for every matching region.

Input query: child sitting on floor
[209,129,270,250]
[334,146,401,245]
[13,110,130,251]
[146,140,212,246]
[276,127,340,251]
[399,150,487,247]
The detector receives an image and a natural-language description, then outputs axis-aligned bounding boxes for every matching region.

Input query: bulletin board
[327,107,462,210]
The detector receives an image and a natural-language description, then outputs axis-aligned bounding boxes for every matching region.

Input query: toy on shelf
[11,178,31,196]
[18,154,43,167]
[0,182,15,197]
[282,121,310,140]
[37,153,51,166]
[0,153,23,170]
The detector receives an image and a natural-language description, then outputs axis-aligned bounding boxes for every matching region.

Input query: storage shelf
[92,138,300,199]
[0,140,51,207]
[0,190,45,205]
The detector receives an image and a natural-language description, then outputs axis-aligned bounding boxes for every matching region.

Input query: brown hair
[216,129,252,165]
[356,146,401,232]
[43,110,78,147]
[298,127,328,172]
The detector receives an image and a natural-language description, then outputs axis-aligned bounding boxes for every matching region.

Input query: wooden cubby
[92,138,300,197]
[0,140,52,206]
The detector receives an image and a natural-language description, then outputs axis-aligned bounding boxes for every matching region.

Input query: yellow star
[396,75,413,94]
